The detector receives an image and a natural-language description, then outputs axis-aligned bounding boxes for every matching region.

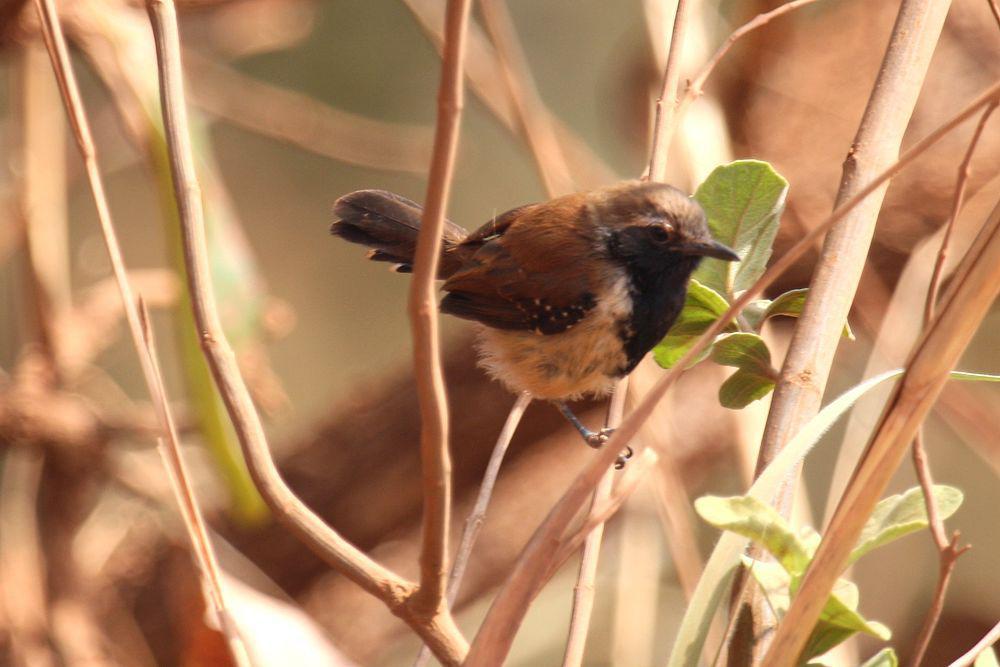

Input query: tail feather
[330,190,468,276]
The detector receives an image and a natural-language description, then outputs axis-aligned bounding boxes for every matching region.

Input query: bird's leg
[555,402,633,469]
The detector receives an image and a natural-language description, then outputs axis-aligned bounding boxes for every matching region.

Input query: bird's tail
[330,190,468,277]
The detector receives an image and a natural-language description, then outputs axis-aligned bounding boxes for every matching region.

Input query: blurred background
[0,0,998,664]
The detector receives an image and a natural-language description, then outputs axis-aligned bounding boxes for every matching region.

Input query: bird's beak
[679,239,740,262]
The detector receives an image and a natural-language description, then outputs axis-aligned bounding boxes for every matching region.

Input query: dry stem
[412,391,531,667]
[907,101,995,667]
[463,79,1000,666]
[560,380,629,667]
[764,195,1000,663]
[947,620,1000,667]
[144,0,468,662]
[478,0,574,196]
[647,0,693,181]
[406,0,473,617]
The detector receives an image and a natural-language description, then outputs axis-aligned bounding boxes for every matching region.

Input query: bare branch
[764,194,1000,663]
[908,100,994,667]
[478,0,574,196]
[648,0,694,182]
[412,392,531,667]
[947,620,1000,667]
[463,79,1000,666]
[405,0,474,617]
[143,0,468,662]
[561,379,628,667]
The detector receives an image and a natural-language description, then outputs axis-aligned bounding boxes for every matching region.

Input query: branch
[947,620,1000,667]
[406,0,473,617]
[143,0,468,663]
[478,0,574,197]
[412,391,531,667]
[647,0,693,182]
[740,0,954,656]
[763,195,1000,663]
[907,100,995,667]
[462,78,1000,666]
[561,380,629,667]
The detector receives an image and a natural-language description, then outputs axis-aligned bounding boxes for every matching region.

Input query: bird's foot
[584,429,632,469]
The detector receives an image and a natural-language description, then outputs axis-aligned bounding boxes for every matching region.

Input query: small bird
[330,181,738,464]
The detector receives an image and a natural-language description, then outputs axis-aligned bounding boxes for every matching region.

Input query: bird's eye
[649,224,674,242]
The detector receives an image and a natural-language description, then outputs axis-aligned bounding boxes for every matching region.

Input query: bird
[329,180,739,466]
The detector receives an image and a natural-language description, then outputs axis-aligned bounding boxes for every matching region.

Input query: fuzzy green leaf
[761,288,854,340]
[696,496,811,575]
[718,370,776,409]
[653,280,734,369]
[850,485,964,564]
[692,160,788,297]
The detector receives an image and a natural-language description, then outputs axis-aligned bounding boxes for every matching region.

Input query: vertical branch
[764,194,1000,664]
[560,380,629,667]
[406,0,473,616]
[907,100,995,667]
[647,0,693,182]
[734,0,954,659]
[143,1,469,663]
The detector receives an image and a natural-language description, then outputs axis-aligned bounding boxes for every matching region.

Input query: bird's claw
[614,445,634,470]
[584,428,614,449]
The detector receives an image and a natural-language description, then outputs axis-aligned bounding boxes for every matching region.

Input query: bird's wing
[441,202,602,334]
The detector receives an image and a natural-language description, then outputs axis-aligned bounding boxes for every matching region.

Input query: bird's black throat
[615,253,701,374]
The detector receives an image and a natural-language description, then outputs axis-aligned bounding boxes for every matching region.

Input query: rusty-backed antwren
[330,181,739,466]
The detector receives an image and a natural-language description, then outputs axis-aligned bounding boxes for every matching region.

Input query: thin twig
[478,0,574,196]
[907,101,995,667]
[406,0,474,617]
[947,620,1000,667]
[143,0,468,663]
[463,79,1000,666]
[412,392,531,667]
[988,0,1000,30]
[647,0,693,182]
[136,300,251,667]
[764,195,1000,663]
[683,0,823,110]
[561,380,629,667]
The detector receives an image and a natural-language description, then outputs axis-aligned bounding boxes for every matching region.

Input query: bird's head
[600,181,739,275]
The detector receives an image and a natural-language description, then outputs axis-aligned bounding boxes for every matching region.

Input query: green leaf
[711,333,777,409]
[849,485,964,564]
[667,369,1000,667]
[653,280,734,369]
[761,288,854,340]
[740,557,889,662]
[975,648,999,667]
[696,496,811,575]
[692,160,788,297]
[860,649,899,667]
[718,370,776,409]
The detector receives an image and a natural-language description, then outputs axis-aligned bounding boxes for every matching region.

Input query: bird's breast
[473,271,635,400]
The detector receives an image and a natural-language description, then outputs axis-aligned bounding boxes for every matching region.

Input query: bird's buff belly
[474,317,628,400]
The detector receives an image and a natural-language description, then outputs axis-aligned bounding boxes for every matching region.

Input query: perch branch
[561,379,629,667]
[412,391,531,667]
[907,100,995,667]
[764,193,1000,664]
[462,79,1000,666]
[647,0,693,181]
[143,0,468,663]
[406,0,473,617]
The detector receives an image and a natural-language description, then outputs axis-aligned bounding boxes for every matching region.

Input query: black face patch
[514,293,596,335]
